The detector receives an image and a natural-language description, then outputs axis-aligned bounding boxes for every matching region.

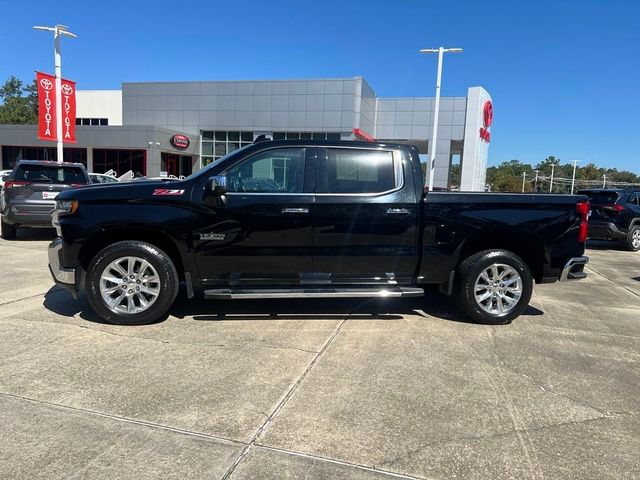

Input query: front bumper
[560,256,589,281]
[48,237,78,295]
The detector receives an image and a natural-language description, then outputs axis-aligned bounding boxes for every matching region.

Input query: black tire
[1,219,16,240]
[85,241,179,325]
[626,225,640,252]
[455,249,533,325]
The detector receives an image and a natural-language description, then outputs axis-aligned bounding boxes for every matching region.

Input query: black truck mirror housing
[208,176,227,196]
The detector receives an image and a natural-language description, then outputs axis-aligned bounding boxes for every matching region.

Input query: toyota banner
[36,71,76,143]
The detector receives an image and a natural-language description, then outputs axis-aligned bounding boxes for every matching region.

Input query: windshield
[185,144,254,181]
[13,164,88,185]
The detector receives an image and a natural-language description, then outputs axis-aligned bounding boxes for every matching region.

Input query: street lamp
[419,47,463,192]
[570,160,580,194]
[33,24,77,164]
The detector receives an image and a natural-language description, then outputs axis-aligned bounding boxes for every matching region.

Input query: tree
[0,76,38,124]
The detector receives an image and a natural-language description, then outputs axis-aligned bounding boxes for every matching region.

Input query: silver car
[1,160,90,239]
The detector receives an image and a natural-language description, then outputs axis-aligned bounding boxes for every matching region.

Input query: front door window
[224,148,306,193]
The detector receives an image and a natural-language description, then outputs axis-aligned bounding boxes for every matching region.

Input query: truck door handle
[386,208,411,215]
[281,207,309,214]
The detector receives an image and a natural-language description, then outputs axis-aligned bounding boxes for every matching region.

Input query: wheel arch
[457,230,545,283]
[78,228,186,281]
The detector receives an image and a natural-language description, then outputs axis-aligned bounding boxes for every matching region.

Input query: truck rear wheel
[85,241,179,325]
[1,219,17,240]
[626,225,640,252]
[455,249,533,325]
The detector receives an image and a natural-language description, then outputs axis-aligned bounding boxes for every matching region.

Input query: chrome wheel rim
[633,230,640,249]
[474,263,522,316]
[99,256,161,315]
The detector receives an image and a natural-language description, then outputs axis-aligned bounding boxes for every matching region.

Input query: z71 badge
[153,189,185,196]
[199,233,226,241]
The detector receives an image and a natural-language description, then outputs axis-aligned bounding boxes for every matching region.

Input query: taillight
[614,204,625,213]
[576,201,590,244]
[4,181,31,189]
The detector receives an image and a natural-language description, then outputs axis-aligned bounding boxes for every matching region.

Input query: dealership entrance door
[161,153,192,177]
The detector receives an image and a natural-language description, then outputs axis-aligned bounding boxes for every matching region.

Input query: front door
[313,146,419,285]
[193,146,315,286]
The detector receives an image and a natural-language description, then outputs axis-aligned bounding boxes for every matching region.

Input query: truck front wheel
[455,250,533,325]
[85,241,179,325]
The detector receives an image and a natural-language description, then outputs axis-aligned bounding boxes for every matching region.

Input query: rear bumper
[2,205,54,227]
[559,256,589,281]
[588,221,627,240]
[48,237,79,296]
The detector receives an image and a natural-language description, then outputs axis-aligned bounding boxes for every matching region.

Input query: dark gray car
[1,160,90,239]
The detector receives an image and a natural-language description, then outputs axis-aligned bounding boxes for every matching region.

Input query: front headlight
[55,199,79,214]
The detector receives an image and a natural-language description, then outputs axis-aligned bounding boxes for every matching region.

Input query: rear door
[313,146,419,285]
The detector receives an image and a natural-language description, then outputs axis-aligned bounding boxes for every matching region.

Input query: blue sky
[1,0,639,172]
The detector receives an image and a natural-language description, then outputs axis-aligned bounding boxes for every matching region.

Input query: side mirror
[208,175,227,196]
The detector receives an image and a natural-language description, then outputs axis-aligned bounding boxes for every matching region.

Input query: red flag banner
[37,72,57,142]
[60,78,76,144]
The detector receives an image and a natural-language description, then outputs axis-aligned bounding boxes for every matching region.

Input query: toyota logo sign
[170,134,190,149]
[479,100,493,142]
[40,78,53,90]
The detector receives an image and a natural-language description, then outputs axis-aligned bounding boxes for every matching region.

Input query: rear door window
[318,148,396,194]
[13,165,88,185]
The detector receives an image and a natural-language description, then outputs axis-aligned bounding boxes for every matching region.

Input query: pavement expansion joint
[220,316,349,479]
[253,444,428,480]
[0,390,244,447]
[586,265,640,300]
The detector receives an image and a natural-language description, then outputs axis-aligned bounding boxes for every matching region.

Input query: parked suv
[1,160,90,240]
[578,188,640,251]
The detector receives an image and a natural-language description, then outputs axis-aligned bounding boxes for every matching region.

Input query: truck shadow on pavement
[43,286,543,326]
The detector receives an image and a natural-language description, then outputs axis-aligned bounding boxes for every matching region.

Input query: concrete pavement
[0,230,638,479]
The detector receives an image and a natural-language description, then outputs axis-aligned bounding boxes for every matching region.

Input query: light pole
[419,47,463,192]
[521,172,527,193]
[33,24,77,164]
[570,160,579,194]
[534,170,539,192]
[549,164,555,193]
[603,174,607,188]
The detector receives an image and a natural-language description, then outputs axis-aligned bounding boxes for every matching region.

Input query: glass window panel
[312,132,325,140]
[215,131,226,141]
[300,132,312,139]
[228,131,240,141]
[224,148,305,193]
[82,118,90,125]
[203,156,214,166]
[241,131,253,142]
[327,133,340,140]
[273,132,286,140]
[228,143,239,153]
[321,149,395,194]
[75,118,82,125]
[202,131,214,140]
[214,143,226,156]
[100,118,108,126]
[202,142,213,156]
[91,118,99,126]
[286,132,300,140]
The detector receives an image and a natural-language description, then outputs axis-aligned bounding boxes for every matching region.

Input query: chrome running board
[204,287,424,300]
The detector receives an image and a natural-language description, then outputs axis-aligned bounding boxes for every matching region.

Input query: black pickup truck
[48,140,589,326]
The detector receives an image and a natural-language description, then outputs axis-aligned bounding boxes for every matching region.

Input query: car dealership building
[0,77,492,190]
